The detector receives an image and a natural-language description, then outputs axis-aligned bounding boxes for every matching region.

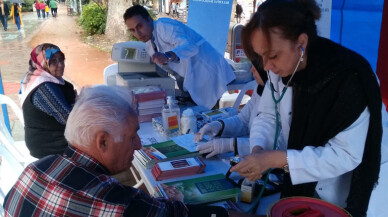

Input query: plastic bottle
[181,108,197,134]
[162,96,181,137]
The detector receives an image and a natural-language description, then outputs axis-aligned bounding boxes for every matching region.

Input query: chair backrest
[0,96,28,205]
[103,63,118,85]
[0,94,24,126]
[232,80,257,110]
[0,94,36,168]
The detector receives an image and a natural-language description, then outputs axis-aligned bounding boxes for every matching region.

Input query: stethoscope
[267,45,305,150]
[267,46,305,106]
[245,46,305,214]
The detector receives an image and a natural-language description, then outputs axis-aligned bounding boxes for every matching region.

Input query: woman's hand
[196,137,234,158]
[194,121,222,142]
[230,150,287,181]
[251,145,263,153]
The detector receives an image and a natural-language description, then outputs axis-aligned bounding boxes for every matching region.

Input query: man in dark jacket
[235,3,243,23]
[0,0,9,31]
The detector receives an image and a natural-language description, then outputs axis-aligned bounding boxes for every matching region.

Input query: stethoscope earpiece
[299,46,304,62]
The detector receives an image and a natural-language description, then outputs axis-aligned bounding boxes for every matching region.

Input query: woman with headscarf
[19,43,77,159]
[9,2,22,30]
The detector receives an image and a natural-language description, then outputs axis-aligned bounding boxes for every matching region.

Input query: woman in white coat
[230,0,382,217]
[194,60,267,157]
[124,5,235,109]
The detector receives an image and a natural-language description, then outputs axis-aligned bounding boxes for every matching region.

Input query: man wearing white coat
[124,5,235,109]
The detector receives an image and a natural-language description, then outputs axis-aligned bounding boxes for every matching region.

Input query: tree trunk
[105,0,133,42]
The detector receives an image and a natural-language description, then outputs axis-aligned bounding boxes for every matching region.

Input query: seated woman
[19,43,77,159]
[195,58,268,157]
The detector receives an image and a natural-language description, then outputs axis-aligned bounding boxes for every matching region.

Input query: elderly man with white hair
[3,85,230,217]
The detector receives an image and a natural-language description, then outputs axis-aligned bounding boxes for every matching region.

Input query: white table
[134,122,233,195]
[134,122,280,216]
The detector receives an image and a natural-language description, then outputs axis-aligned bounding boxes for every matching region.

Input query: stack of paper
[154,173,240,204]
[134,134,206,169]
[131,86,166,123]
[151,157,206,181]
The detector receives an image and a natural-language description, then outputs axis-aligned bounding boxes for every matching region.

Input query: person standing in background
[235,2,243,23]
[45,4,50,18]
[34,0,40,18]
[39,1,46,18]
[50,0,57,17]
[0,0,9,31]
[10,3,22,30]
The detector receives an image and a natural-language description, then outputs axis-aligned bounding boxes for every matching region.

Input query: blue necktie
[151,36,158,53]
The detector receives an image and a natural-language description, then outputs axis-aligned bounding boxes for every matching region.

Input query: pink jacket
[35,1,40,10]
[39,2,45,10]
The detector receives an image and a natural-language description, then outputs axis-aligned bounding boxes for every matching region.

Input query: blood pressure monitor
[111,41,150,64]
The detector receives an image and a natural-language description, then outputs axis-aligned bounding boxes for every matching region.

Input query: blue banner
[187,0,233,55]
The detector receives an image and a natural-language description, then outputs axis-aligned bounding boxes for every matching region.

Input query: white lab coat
[250,72,371,208]
[145,18,236,109]
[221,85,261,156]
[367,106,388,217]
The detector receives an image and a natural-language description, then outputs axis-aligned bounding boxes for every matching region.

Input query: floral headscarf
[19,43,65,106]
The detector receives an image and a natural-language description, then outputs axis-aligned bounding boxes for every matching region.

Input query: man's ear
[95,131,109,154]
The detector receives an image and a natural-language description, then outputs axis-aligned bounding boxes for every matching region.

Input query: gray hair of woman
[64,85,137,147]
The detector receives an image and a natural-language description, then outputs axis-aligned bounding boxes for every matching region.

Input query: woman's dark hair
[123,5,151,22]
[242,0,321,68]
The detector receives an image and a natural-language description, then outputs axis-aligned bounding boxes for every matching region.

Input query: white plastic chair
[220,80,257,109]
[0,94,36,168]
[0,94,37,202]
[130,167,144,188]
[0,94,24,126]
[103,63,118,85]
[232,80,257,110]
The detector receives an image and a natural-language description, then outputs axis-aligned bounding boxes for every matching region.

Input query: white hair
[64,85,136,147]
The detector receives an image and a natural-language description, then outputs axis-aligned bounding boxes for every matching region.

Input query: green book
[149,140,192,158]
[135,134,203,169]
[157,174,240,204]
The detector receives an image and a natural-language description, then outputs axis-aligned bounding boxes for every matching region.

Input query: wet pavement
[0,12,49,140]
[0,12,48,93]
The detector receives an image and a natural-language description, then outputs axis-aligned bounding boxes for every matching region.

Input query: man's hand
[162,185,184,202]
[152,52,168,65]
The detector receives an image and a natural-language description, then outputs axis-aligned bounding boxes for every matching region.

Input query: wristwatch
[164,52,174,62]
[283,154,289,173]
[283,163,289,173]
